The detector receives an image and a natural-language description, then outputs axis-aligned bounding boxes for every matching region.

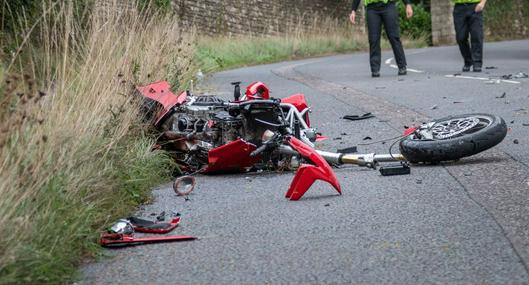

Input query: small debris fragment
[416,179,423,184]
[510,121,515,124]
[513,139,519,144]
[485,66,498,70]
[156,211,166,222]
[343,113,375,121]
[496,92,506,99]
[430,105,438,110]
[453,73,461,76]
[341,133,348,136]
[363,136,372,141]
[324,203,330,207]
[333,137,342,141]
[522,123,529,127]
[464,173,472,177]
[453,101,464,104]
[514,72,529,79]
[337,146,358,153]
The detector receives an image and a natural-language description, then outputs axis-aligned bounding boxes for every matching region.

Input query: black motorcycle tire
[399,113,507,163]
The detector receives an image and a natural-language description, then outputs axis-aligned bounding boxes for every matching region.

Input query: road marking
[385,57,424,73]
[444,74,521,84]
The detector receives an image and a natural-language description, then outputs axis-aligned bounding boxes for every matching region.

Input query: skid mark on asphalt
[272,61,529,276]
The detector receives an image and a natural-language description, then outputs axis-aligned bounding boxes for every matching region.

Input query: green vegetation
[485,0,529,41]
[398,2,432,45]
[195,18,428,73]
[0,1,194,284]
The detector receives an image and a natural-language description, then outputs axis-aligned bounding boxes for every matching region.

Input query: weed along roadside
[0,2,193,284]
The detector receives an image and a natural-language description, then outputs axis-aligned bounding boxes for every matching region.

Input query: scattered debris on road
[430,105,438,110]
[496,92,507,99]
[100,217,196,247]
[485,66,498,70]
[337,146,358,153]
[379,162,410,176]
[513,139,520,144]
[501,72,529,80]
[343,113,375,121]
[173,176,196,196]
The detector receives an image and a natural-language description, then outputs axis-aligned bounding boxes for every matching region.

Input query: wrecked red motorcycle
[136,81,507,200]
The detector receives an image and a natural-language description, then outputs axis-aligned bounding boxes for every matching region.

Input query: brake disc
[431,116,481,139]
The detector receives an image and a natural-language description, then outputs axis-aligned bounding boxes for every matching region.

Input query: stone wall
[172,0,355,36]
[430,0,455,46]
[431,0,529,46]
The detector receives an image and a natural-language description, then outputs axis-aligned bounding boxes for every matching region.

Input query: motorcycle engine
[170,95,243,148]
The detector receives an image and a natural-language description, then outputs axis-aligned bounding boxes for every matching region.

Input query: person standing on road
[349,0,413,78]
[452,0,487,72]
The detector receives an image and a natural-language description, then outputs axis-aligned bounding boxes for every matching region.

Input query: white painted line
[502,79,522,84]
[386,57,424,73]
[444,74,521,84]
[445,74,489,80]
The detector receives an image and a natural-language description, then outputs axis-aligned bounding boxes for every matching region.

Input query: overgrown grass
[195,16,428,73]
[0,1,194,284]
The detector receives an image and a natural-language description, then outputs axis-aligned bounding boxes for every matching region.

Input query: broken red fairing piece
[285,137,342,201]
[100,233,196,247]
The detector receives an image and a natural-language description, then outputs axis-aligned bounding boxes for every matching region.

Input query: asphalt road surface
[79,40,529,285]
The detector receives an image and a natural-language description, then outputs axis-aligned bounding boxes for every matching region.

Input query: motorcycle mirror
[173,176,196,196]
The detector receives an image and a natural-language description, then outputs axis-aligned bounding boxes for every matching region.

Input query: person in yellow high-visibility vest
[350,0,413,78]
[452,0,487,72]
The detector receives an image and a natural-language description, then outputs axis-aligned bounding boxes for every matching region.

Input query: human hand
[406,4,413,19]
[349,11,356,24]
[475,3,485,12]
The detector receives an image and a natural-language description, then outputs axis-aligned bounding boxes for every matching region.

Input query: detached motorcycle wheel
[400,113,507,163]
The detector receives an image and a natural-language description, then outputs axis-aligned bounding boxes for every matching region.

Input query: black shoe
[398,67,407,76]
[462,65,472,72]
[473,66,482,72]
[372,71,380,78]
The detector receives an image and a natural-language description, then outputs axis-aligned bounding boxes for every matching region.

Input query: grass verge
[0,1,194,284]
[195,17,429,73]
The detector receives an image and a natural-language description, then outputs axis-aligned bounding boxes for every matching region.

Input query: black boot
[398,67,407,76]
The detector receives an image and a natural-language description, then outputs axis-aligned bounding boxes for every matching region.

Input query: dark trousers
[453,3,484,67]
[366,2,407,73]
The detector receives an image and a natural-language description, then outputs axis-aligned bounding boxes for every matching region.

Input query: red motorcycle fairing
[136,81,187,126]
[245,81,270,100]
[281,93,311,127]
[204,139,262,173]
[100,233,196,247]
[285,137,342,201]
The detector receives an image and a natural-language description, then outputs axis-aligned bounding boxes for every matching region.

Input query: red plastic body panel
[285,137,341,201]
[315,135,328,142]
[100,233,196,247]
[245,81,270,100]
[136,81,187,126]
[281,93,311,127]
[404,127,417,136]
[133,217,181,234]
[204,139,261,173]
